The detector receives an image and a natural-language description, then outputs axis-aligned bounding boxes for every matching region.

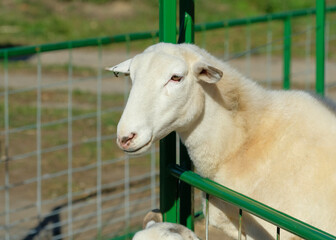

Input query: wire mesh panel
[194,5,336,98]
[0,39,160,240]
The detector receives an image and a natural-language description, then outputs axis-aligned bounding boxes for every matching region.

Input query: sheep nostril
[120,132,137,148]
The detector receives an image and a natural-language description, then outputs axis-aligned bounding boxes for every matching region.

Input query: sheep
[133,209,199,240]
[107,43,336,239]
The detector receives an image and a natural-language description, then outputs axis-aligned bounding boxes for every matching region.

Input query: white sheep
[133,209,199,240]
[107,43,336,239]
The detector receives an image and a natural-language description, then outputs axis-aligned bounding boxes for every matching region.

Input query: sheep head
[107,43,223,155]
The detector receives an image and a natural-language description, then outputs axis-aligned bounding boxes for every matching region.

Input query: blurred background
[1,1,336,240]
[0,0,328,46]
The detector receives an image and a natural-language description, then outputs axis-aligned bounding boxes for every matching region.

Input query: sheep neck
[178,89,244,178]
[178,75,267,179]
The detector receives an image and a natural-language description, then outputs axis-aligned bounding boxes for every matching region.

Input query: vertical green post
[316,0,325,96]
[159,0,178,223]
[159,0,177,44]
[283,17,291,90]
[178,0,195,231]
[178,0,194,44]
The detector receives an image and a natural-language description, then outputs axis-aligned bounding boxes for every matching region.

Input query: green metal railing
[170,165,336,240]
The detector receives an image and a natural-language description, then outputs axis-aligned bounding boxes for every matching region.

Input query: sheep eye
[170,75,183,82]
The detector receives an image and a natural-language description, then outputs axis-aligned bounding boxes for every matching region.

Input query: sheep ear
[193,62,223,84]
[105,58,132,76]
[142,209,163,229]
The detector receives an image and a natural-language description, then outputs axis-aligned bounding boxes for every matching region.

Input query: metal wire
[0,161,159,220]
[67,43,74,240]
[0,132,118,165]
[245,23,251,78]
[2,172,159,236]
[223,23,318,62]
[96,39,103,239]
[0,73,116,98]
[4,49,10,240]
[10,202,150,240]
[223,26,230,60]
[0,105,123,138]
[150,144,157,209]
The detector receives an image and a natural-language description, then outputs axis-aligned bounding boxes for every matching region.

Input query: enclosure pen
[0,1,336,240]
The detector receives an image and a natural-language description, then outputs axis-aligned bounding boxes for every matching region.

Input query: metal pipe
[159,0,178,223]
[178,0,195,231]
[170,165,336,240]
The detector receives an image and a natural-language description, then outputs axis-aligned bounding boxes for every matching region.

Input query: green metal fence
[1,1,336,239]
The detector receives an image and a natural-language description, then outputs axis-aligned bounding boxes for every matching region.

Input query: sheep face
[109,43,223,155]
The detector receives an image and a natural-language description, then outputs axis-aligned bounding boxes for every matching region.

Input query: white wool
[133,222,199,240]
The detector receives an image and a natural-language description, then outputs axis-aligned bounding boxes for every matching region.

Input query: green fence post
[159,0,178,224]
[178,0,195,231]
[159,0,177,44]
[283,16,291,90]
[316,0,325,96]
[178,0,194,43]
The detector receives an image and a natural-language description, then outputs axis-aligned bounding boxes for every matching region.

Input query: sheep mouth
[124,138,152,155]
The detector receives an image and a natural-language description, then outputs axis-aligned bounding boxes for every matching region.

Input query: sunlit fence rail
[170,165,336,240]
[1,2,336,240]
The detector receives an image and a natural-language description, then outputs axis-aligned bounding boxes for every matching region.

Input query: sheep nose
[118,132,137,149]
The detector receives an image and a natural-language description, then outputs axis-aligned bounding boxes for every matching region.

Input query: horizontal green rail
[1,5,336,59]
[0,31,159,58]
[170,165,336,240]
